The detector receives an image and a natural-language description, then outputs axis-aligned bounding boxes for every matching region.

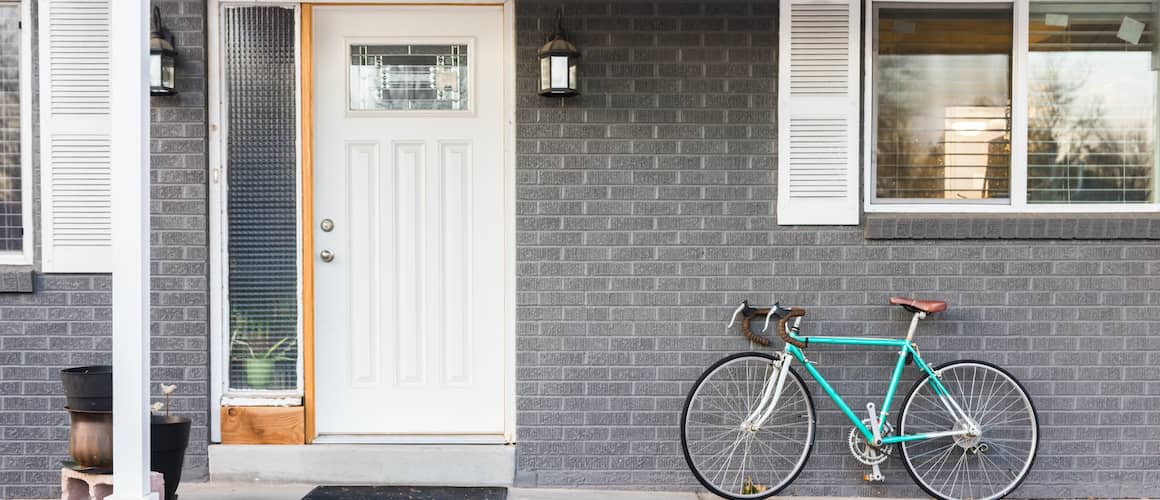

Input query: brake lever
[762,303,780,332]
[727,300,749,329]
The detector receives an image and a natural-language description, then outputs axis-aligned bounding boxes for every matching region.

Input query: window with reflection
[1028,1,1157,203]
[873,6,1014,201]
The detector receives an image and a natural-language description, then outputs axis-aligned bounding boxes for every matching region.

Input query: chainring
[848,418,894,465]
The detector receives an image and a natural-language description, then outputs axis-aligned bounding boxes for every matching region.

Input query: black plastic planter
[60,365,113,412]
[151,415,191,500]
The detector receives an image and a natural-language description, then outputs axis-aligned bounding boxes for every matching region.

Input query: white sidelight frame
[865,0,1160,214]
[0,0,33,266]
[107,0,155,498]
[207,2,305,443]
[207,0,518,445]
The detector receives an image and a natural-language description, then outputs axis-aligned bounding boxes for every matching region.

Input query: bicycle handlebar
[734,302,808,349]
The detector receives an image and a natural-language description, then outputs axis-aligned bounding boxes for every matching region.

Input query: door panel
[313,6,505,436]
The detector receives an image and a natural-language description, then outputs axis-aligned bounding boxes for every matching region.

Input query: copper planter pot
[66,408,113,469]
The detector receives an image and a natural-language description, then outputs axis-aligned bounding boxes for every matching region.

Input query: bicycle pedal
[864,464,885,482]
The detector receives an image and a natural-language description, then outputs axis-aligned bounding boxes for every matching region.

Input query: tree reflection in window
[874,6,1014,201]
[1028,2,1156,203]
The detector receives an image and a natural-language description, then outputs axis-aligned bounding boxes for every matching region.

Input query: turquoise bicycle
[681,298,1038,500]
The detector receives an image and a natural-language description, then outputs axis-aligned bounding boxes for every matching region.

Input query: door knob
[320,249,335,262]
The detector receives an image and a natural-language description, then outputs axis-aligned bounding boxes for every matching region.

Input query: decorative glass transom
[349,44,469,111]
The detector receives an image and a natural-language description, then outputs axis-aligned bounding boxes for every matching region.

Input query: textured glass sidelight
[349,44,469,111]
[224,7,298,391]
[0,5,23,252]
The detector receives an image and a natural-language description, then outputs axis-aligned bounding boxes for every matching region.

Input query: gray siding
[0,1,209,498]
[513,0,1160,497]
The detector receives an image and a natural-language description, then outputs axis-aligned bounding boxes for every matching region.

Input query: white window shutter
[39,0,113,272]
[776,0,861,226]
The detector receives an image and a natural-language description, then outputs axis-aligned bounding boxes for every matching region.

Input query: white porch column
[108,0,155,498]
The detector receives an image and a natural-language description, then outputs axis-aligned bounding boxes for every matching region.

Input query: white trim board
[208,444,515,485]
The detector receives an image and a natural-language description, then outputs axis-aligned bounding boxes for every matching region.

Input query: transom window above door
[348,43,470,112]
[867,0,1160,213]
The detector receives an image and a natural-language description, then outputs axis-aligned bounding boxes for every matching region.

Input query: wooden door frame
[300,1,517,444]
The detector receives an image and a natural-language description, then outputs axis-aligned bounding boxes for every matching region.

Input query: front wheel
[681,352,815,500]
[898,360,1039,500]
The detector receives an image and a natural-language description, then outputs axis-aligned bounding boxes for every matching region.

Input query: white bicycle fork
[742,348,793,431]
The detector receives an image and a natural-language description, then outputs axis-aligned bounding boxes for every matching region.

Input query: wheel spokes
[683,355,814,498]
[900,362,1037,500]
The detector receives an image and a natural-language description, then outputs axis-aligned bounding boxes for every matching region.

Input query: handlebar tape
[739,309,772,346]
[740,307,807,349]
[778,308,807,348]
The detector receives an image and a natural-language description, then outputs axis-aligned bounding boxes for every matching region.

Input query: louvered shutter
[776,0,861,226]
[39,0,113,272]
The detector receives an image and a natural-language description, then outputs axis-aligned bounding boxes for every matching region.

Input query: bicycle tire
[898,360,1039,500]
[681,352,816,499]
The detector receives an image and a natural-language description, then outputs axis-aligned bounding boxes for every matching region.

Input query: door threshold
[313,433,510,445]
[209,443,514,485]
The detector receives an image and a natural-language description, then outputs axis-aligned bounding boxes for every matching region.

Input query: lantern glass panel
[161,54,175,90]
[540,57,551,92]
[150,53,162,88]
[568,59,577,91]
[550,55,569,89]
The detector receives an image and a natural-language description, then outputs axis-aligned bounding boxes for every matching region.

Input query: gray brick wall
[3,0,1159,498]
[514,1,1160,497]
[0,1,209,498]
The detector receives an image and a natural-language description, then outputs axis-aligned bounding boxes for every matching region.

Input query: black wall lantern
[150,6,177,96]
[538,7,580,97]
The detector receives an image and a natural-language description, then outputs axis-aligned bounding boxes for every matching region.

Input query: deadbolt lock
[320,219,335,232]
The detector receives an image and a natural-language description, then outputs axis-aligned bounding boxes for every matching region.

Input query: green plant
[229,309,296,362]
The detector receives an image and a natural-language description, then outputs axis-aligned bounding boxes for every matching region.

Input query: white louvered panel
[47,0,110,115]
[788,117,848,198]
[40,0,113,271]
[49,137,111,243]
[777,0,860,225]
[789,1,850,96]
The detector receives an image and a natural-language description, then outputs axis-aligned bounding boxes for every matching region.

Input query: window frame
[0,0,33,265]
[864,0,1160,213]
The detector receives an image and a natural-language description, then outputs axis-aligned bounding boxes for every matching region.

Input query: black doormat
[302,486,507,500]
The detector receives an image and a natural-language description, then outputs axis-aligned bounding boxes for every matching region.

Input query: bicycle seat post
[905,311,926,343]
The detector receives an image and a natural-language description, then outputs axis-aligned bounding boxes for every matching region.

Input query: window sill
[864,213,1160,240]
[0,266,35,293]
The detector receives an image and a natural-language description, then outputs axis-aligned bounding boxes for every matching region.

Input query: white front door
[313,5,506,437]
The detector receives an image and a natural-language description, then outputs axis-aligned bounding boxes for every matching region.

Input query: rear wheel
[898,360,1038,500]
[681,352,815,500]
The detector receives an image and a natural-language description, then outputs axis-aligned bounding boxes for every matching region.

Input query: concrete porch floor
[178,481,905,500]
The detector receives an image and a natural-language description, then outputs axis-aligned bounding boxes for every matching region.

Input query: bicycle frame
[747,316,975,446]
